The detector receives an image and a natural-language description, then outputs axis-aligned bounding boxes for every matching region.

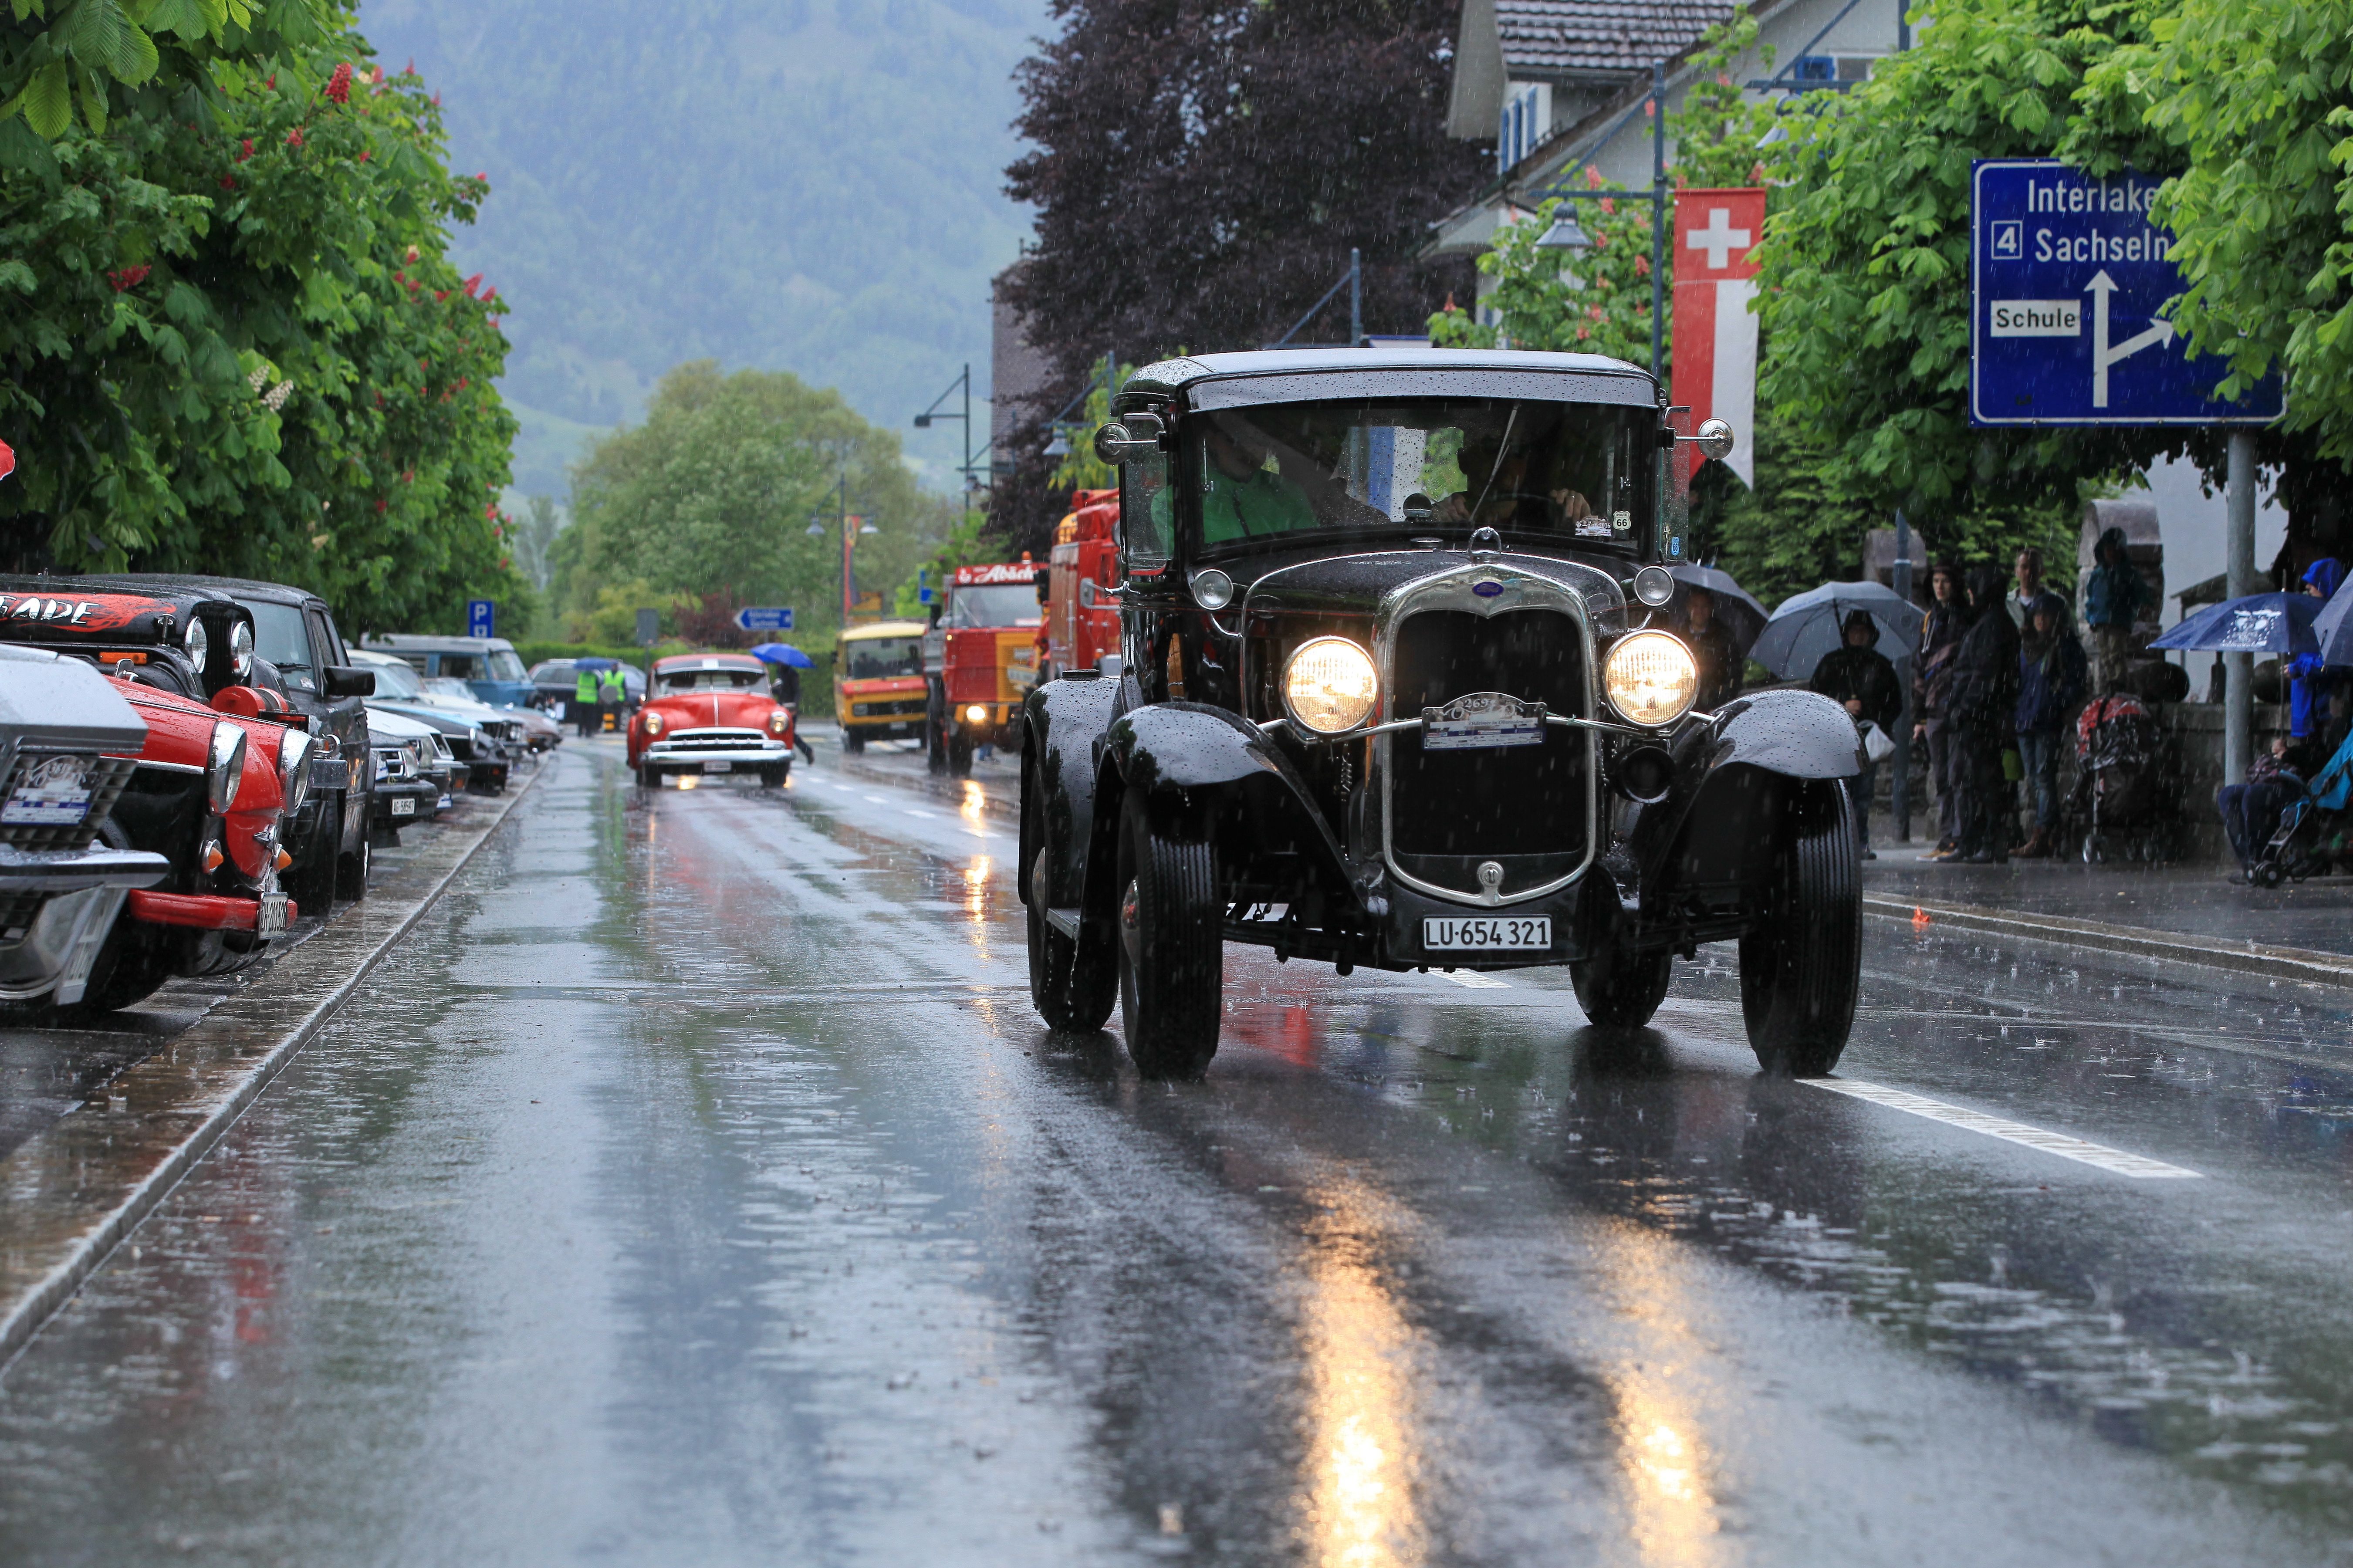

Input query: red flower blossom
[106,265,151,292]
[1576,325,1592,340]
[370,67,385,85]
[237,138,254,162]
[1585,165,1604,189]
[358,150,371,162]
[462,273,483,298]
[375,498,387,513]
[220,176,236,189]
[1599,196,1615,216]
[1634,254,1650,276]
[1586,304,1606,321]
[484,503,497,519]
[404,245,419,264]
[286,127,305,148]
[434,290,449,302]
[326,63,353,103]
[265,74,276,90]
[454,377,468,391]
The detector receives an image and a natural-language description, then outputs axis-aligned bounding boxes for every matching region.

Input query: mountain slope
[360,0,1044,493]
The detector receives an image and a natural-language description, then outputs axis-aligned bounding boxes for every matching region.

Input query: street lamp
[806,460,879,620]
[913,364,991,491]
[1043,429,1071,459]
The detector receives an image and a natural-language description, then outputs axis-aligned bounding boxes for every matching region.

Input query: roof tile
[1497,0,1736,75]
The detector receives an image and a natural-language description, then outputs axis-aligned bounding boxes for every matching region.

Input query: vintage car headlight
[277,727,314,818]
[230,620,255,679]
[643,711,663,736]
[1603,631,1699,727]
[1282,637,1378,734]
[207,720,247,813]
[184,616,210,669]
[767,710,791,735]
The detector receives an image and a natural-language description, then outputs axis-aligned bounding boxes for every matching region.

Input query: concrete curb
[1862,893,2353,989]
[0,763,548,1369]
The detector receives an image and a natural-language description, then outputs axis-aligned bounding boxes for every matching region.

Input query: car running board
[1044,907,1082,939]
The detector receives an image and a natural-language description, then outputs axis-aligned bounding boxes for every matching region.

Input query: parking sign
[467,599,494,638]
[1971,159,2283,426]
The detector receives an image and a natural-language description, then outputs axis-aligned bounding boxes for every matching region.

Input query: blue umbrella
[1748,580,1926,681]
[571,656,621,672]
[2148,592,2320,656]
[750,642,814,669]
[2312,578,2353,668]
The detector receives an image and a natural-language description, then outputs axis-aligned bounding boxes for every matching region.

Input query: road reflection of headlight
[1283,637,1378,733]
[1604,631,1697,727]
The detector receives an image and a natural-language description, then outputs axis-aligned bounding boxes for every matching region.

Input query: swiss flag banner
[1669,188,1765,489]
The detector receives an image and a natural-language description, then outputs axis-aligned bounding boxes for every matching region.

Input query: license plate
[1423,916,1551,950]
[256,892,289,939]
[390,796,416,817]
[1425,714,1543,750]
[2,755,93,825]
[701,760,732,773]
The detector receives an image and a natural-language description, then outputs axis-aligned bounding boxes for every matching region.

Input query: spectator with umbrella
[1915,563,1968,854]
[1665,564,1765,710]
[751,643,819,764]
[1751,580,1923,857]
[1807,611,1903,857]
[1939,568,2023,863]
[2285,558,2345,769]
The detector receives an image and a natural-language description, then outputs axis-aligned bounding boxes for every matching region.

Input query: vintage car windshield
[658,667,765,692]
[244,602,313,678]
[1177,398,1654,558]
[845,637,922,678]
[947,586,1042,629]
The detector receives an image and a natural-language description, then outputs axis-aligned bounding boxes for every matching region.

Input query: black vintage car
[1018,348,1866,1079]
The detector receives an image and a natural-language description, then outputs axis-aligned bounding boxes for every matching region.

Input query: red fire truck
[922,559,1044,776]
[1043,488,1122,682]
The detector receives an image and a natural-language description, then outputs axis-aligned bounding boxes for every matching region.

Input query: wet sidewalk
[1865,854,2353,958]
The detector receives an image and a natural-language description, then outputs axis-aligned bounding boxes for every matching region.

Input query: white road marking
[862,794,887,803]
[1808,1078,2203,1179]
[905,808,935,819]
[1437,970,1510,989]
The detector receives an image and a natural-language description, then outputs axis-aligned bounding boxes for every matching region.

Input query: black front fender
[1702,688,1865,780]
[1020,676,1121,909]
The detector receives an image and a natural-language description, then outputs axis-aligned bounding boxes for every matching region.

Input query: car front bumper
[642,741,793,769]
[128,889,293,932]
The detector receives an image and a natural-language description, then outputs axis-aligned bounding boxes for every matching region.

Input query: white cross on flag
[1670,187,1765,488]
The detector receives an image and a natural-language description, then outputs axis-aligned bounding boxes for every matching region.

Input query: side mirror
[1692,418,1735,461]
[323,665,377,697]
[1093,411,1165,466]
[1078,578,1097,610]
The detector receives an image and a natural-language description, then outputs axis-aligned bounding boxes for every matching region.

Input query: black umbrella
[1667,563,1769,656]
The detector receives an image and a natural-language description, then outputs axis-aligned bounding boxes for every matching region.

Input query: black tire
[1116,789,1222,1078]
[1024,774,1116,1032]
[760,765,787,787]
[636,766,659,789]
[1571,945,1673,1027]
[926,683,949,774]
[335,833,370,902]
[947,727,973,777]
[1738,784,1861,1076]
[70,922,176,1014]
[281,794,340,916]
[843,729,866,754]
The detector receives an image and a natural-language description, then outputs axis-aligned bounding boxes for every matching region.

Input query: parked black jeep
[1019,348,1865,1079]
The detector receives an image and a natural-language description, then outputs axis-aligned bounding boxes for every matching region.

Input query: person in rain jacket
[1914,563,1968,854]
[2082,526,2147,695]
[2286,557,2345,768]
[1937,568,2023,863]
[1681,588,1743,711]
[572,664,600,738]
[1809,609,1903,855]
[596,666,627,732]
[2012,593,2088,858]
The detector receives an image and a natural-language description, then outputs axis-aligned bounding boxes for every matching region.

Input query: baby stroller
[2248,728,2353,886]
[2072,694,2175,862]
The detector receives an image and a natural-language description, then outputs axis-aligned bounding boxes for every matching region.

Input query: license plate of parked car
[701,760,732,773]
[1,755,93,826]
[390,797,416,817]
[256,892,289,939]
[1423,916,1550,950]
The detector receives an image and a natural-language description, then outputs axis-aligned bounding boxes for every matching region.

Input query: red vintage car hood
[643,690,780,730]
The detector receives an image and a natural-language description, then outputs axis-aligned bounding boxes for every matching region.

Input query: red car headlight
[768,710,790,735]
[643,711,663,736]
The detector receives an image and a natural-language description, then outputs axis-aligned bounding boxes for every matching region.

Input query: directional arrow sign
[733,606,794,632]
[1971,160,2282,426]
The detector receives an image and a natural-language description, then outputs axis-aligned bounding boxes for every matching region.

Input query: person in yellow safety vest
[597,667,626,732]
[573,665,599,737]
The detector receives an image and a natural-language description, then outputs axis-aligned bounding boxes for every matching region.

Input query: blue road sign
[1971,159,2283,426]
[466,599,494,638]
[733,606,795,632]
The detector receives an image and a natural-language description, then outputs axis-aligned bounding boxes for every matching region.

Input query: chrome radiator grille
[0,753,139,852]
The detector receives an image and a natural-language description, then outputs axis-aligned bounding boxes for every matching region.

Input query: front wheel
[1738,783,1861,1076]
[336,833,370,902]
[759,764,788,787]
[946,726,974,777]
[1024,774,1115,1032]
[1116,789,1222,1078]
[1571,945,1672,1028]
[636,766,659,790]
[843,729,866,754]
[281,794,341,916]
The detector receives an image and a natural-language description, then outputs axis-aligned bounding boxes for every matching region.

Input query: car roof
[653,653,764,672]
[840,621,928,639]
[365,633,519,653]
[80,572,325,608]
[1116,346,1658,412]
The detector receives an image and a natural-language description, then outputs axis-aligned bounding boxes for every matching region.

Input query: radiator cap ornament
[1477,860,1505,904]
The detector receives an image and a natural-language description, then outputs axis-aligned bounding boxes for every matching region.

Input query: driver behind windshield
[1197,422,1316,543]
[1436,433,1596,532]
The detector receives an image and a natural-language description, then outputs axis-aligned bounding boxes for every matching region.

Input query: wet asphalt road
[3,738,2351,1564]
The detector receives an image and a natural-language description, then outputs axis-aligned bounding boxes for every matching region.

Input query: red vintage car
[75,676,307,1011]
[628,653,796,787]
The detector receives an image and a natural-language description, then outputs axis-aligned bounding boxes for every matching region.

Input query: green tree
[0,3,524,633]
[565,361,955,643]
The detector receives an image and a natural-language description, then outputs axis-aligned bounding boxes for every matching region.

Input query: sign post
[466,599,494,639]
[732,607,796,633]
[1971,159,2283,787]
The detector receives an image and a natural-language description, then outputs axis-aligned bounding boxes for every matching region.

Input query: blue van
[363,634,535,710]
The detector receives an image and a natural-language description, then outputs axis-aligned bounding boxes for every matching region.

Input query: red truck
[1043,488,1122,682]
[922,560,1044,776]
